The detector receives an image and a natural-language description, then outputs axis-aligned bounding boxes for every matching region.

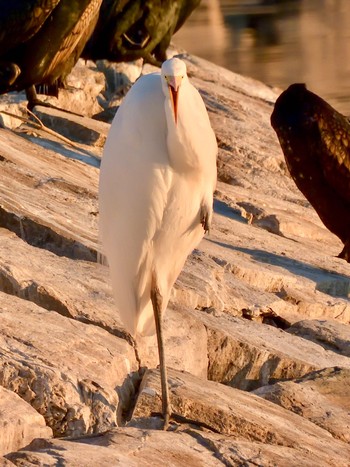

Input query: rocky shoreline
[0,52,349,465]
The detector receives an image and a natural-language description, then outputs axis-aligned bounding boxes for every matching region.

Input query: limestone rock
[5,424,341,467]
[6,428,223,467]
[62,59,106,117]
[0,227,123,333]
[0,458,15,466]
[32,106,110,147]
[0,387,52,456]
[0,126,99,260]
[0,94,27,130]
[254,367,350,443]
[96,59,142,99]
[132,368,350,465]
[169,180,350,328]
[196,309,350,390]
[0,291,137,437]
[287,319,350,356]
[200,182,350,325]
[137,306,208,380]
[0,60,105,130]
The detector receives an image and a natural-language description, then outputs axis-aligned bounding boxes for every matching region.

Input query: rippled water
[174,0,350,113]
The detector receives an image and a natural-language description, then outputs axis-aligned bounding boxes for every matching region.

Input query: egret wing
[99,72,169,336]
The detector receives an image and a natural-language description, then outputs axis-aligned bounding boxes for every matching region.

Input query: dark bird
[271,83,350,262]
[82,0,201,65]
[0,0,102,108]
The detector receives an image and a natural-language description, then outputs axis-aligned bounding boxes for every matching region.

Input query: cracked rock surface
[0,52,349,464]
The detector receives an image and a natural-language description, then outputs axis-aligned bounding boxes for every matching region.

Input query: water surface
[174,0,350,113]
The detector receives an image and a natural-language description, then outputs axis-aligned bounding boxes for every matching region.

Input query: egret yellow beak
[167,76,183,124]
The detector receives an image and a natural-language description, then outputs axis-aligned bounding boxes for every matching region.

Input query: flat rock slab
[6,428,223,467]
[33,106,110,147]
[254,366,350,443]
[195,309,350,390]
[171,181,350,328]
[0,291,137,437]
[4,425,344,467]
[287,319,350,356]
[0,387,52,456]
[0,227,125,336]
[137,305,208,380]
[132,368,350,465]
[203,182,350,322]
[0,127,99,260]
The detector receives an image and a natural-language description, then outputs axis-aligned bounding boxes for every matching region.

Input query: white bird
[99,57,217,429]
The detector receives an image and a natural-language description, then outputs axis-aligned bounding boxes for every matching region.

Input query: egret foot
[150,274,171,430]
[200,203,211,234]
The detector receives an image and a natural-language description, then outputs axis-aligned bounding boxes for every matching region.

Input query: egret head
[161,57,187,125]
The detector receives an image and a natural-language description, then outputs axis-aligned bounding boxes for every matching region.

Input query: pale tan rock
[96,59,142,97]
[0,387,52,456]
[0,458,15,466]
[33,106,110,147]
[254,367,350,443]
[6,437,134,467]
[196,309,350,390]
[0,291,137,437]
[4,425,344,467]
[0,127,99,260]
[199,183,350,325]
[287,319,350,356]
[6,428,223,467]
[132,368,350,465]
[0,227,124,334]
[63,59,105,116]
[37,59,105,117]
[137,305,208,380]
[170,181,350,328]
[0,94,27,130]
[0,60,105,128]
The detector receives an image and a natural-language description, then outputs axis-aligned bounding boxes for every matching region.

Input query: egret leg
[200,203,211,234]
[150,276,171,430]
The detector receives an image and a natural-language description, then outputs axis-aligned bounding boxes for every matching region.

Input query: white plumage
[99,57,217,427]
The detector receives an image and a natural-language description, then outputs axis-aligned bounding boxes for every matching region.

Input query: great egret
[99,57,217,428]
[271,83,350,261]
